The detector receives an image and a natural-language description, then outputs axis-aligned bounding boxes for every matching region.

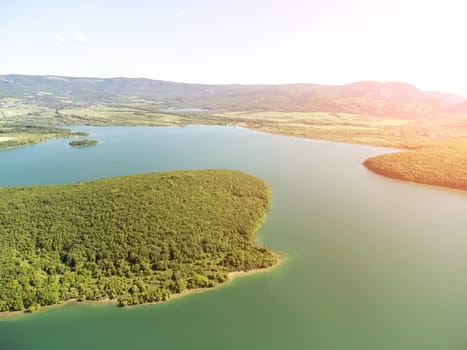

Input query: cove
[0,125,467,350]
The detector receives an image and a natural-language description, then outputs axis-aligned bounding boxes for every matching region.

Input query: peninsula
[0,170,276,314]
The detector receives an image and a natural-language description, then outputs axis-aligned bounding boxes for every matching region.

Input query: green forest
[0,170,276,313]
[364,138,467,191]
[69,139,98,147]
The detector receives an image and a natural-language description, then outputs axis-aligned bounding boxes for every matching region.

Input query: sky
[1,0,467,96]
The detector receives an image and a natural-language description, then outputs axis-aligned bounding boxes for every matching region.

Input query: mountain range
[1,74,466,118]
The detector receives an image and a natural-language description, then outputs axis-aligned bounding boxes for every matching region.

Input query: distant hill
[1,74,465,118]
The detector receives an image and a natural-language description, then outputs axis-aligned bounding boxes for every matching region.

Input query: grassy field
[3,97,467,148]
[4,101,461,145]
[210,111,418,148]
[0,101,89,149]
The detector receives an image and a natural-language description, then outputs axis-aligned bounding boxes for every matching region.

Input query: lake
[1,125,467,350]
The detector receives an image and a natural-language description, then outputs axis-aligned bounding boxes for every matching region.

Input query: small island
[0,169,276,314]
[69,139,99,147]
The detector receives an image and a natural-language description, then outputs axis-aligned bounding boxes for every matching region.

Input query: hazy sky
[1,0,466,95]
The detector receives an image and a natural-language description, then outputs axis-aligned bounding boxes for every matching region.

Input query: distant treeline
[0,125,74,135]
[0,170,276,313]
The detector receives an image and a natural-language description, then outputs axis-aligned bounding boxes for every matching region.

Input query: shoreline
[0,252,283,320]
[169,251,284,303]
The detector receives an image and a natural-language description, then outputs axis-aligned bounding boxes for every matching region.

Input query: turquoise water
[1,126,467,350]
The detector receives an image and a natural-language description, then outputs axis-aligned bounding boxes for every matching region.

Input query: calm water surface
[0,126,466,350]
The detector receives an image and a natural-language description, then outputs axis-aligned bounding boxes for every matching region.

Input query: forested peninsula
[364,139,467,191]
[0,170,276,314]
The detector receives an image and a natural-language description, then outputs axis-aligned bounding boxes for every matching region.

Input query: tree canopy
[0,169,276,313]
[69,139,98,147]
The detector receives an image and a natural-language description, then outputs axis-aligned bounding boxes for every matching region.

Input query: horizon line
[1,72,465,98]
